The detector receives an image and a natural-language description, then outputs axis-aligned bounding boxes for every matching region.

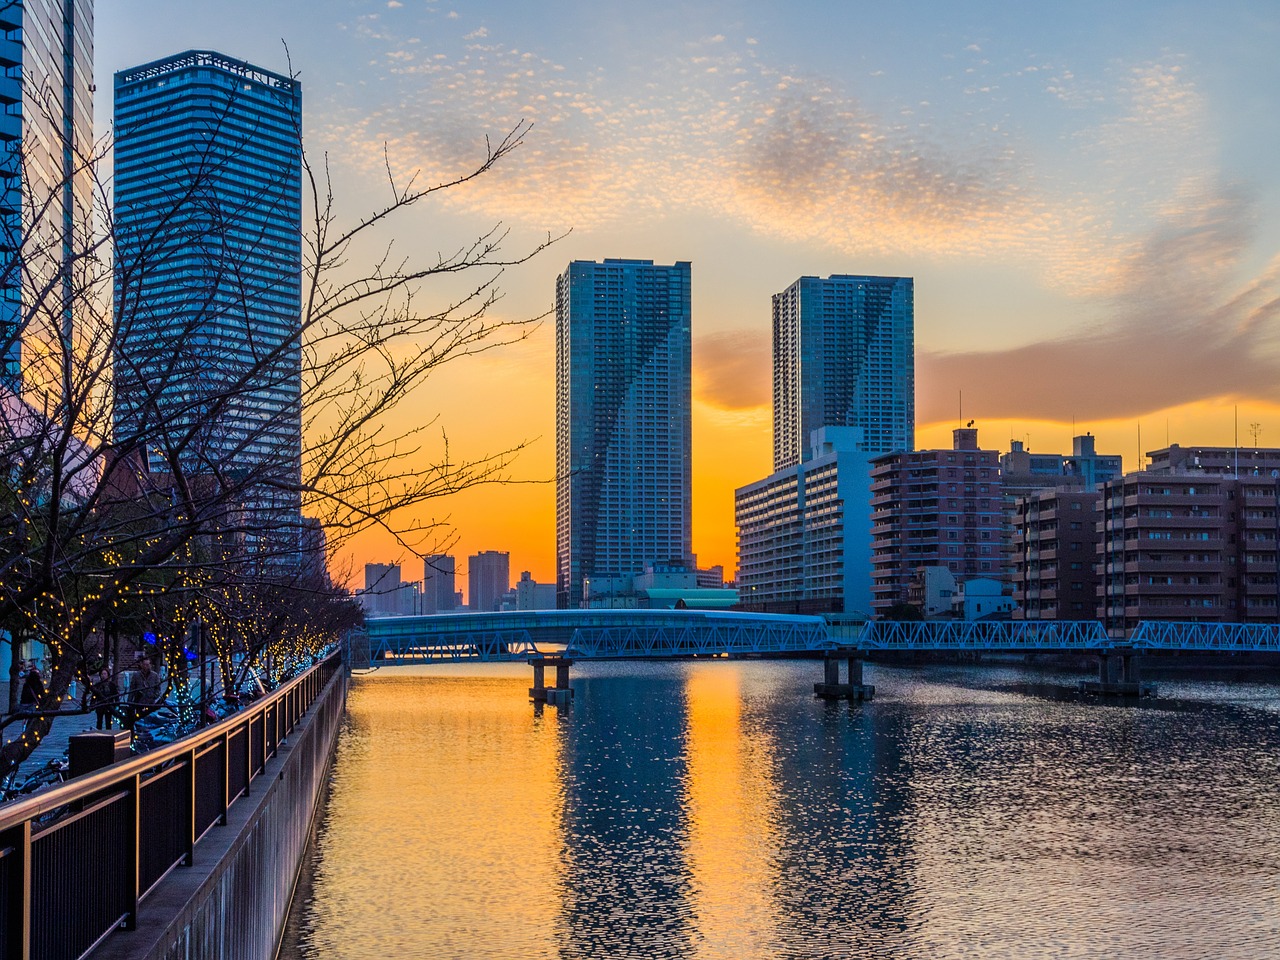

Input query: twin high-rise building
[737,275,915,615]
[555,259,693,608]
[772,275,914,470]
[112,51,304,528]
[0,0,95,383]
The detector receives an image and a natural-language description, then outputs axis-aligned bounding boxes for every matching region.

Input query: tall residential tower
[0,0,94,383]
[772,275,913,470]
[556,259,692,608]
[112,52,303,528]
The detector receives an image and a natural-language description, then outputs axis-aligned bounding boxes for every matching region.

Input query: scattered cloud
[317,29,1276,427]
[319,32,1034,252]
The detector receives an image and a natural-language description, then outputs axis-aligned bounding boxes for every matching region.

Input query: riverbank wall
[93,665,347,960]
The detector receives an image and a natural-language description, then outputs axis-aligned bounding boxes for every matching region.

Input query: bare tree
[0,70,558,771]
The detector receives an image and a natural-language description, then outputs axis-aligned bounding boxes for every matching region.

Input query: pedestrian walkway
[4,708,107,775]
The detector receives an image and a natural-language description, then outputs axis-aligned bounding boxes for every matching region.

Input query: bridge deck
[355,612,1280,665]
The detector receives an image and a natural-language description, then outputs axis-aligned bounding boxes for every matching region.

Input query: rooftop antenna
[1251,422,1262,448]
[1137,420,1142,472]
[1235,405,1239,476]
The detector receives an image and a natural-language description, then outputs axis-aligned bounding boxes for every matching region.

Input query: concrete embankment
[94,667,347,960]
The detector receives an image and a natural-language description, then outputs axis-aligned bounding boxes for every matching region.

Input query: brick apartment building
[1097,470,1280,635]
[870,427,1003,616]
[1012,489,1100,620]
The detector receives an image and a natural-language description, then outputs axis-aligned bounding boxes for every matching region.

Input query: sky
[99,1,1280,590]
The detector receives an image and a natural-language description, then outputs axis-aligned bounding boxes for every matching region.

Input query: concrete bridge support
[1080,649,1157,697]
[814,650,875,702]
[530,657,574,706]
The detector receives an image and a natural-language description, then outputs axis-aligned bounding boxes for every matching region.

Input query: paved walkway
[4,707,109,775]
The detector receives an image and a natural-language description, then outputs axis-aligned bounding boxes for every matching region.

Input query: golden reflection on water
[681,665,780,958]
[286,662,1280,960]
[294,667,566,959]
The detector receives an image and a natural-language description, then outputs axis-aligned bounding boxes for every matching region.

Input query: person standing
[91,667,118,730]
[126,656,162,728]
[19,662,45,714]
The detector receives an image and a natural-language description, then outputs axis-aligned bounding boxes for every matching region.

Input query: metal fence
[0,653,343,960]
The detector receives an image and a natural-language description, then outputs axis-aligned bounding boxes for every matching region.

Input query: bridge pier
[530,657,574,706]
[814,649,875,702]
[1079,648,1157,697]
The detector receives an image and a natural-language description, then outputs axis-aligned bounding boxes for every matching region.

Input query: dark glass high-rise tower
[112,51,302,526]
[0,0,95,383]
[556,259,693,608]
[772,275,914,471]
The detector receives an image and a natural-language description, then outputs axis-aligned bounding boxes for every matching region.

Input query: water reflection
[282,661,1280,959]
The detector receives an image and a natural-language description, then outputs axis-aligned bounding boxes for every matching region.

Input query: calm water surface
[280,661,1280,959]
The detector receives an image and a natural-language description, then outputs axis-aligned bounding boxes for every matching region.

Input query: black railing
[0,653,343,960]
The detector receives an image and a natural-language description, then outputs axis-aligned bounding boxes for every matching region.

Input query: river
[279,660,1280,959]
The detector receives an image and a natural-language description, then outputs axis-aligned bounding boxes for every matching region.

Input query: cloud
[693,332,771,410]
[920,185,1280,422]
[319,33,1034,253]
[317,33,1278,428]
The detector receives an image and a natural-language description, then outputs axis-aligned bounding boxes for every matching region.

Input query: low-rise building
[582,563,738,609]
[951,578,1016,620]
[907,566,957,618]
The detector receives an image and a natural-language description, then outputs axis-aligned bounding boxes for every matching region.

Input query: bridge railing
[1129,621,1280,652]
[0,652,343,960]
[861,620,1111,651]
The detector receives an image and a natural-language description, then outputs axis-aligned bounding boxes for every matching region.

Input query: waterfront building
[1097,469,1280,635]
[1145,444,1280,476]
[555,259,693,608]
[870,427,1002,616]
[112,52,303,535]
[0,0,95,383]
[1012,488,1101,620]
[736,426,873,615]
[772,274,913,472]
[950,577,1016,620]
[468,550,510,613]
[421,554,457,614]
[582,561,738,610]
[1000,433,1121,587]
[906,566,956,618]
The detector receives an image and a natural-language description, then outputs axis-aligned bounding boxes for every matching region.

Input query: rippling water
[279,661,1280,959]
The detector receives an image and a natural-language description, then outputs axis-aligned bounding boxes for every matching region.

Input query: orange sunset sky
[101,1,1280,592]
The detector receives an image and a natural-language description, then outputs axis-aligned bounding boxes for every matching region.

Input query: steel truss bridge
[353,610,1280,665]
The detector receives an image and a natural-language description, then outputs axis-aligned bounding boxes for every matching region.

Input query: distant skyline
[98,2,1280,583]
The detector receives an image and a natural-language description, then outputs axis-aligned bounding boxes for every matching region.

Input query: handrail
[0,650,345,960]
[0,652,339,831]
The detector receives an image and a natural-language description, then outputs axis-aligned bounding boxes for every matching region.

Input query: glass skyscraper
[772,275,914,471]
[112,51,303,523]
[556,259,693,608]
[0,0,94,383]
